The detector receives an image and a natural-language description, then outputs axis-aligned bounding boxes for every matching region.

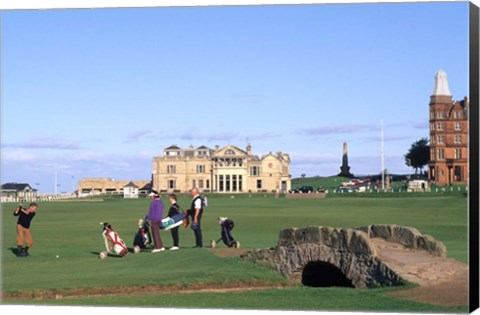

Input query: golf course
[1,191,469,312]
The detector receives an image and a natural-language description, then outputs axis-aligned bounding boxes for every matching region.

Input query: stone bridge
[241,224,448,288]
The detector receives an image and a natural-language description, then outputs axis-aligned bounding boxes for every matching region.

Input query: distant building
[1,183,37,200]
[123,181,140,199]
[152,144,291,193]
[428,69,468,185]
[77,178,151,195]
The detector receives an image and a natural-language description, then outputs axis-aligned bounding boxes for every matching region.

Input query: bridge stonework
[241,225,447,288]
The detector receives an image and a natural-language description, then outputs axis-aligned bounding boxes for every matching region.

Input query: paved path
[371,238,469,306]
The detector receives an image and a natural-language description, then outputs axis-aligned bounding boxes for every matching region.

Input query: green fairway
[1,193,468,312]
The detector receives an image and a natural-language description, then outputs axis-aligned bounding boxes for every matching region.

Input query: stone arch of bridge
[301,260,355,288]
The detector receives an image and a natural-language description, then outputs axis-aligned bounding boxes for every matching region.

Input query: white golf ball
[56,255,59,258]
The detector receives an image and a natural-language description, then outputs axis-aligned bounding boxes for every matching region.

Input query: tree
[404,138,430,175]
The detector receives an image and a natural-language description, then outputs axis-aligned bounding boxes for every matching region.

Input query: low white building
[408,179,430,192]
[123,181,139,199]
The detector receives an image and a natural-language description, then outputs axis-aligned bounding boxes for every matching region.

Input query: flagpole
[381,120,385,190]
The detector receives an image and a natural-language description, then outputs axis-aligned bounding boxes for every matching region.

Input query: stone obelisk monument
[338,142,353,178]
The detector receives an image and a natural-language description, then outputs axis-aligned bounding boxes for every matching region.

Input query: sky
[0,1,470,193]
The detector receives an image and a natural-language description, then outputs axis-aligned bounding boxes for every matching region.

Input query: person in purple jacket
[147,190,165,253]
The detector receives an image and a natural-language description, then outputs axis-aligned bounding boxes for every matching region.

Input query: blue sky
[1,2,469,193]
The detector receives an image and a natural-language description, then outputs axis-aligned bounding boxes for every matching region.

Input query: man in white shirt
[189,187,203,248]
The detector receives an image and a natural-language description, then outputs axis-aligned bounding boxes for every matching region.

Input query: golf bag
[161,212,187,231]
[219,217,236,247]
[133,216,152,249]
[101,222,128,257]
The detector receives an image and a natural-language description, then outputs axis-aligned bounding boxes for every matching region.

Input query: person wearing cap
[148,190,165,253]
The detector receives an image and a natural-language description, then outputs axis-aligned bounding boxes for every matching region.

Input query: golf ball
[56,255,59,258]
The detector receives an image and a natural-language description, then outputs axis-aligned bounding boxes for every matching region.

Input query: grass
[1,193,468,312]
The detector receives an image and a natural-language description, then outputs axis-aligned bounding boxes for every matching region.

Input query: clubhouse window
[250,166,260,176]
[226,175,231,191]
[256,180,262,189]
[455,123,461,131]
[168,180,175,189]
[454,136,462,144]
[167,165,176,174]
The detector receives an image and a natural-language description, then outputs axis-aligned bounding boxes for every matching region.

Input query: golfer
[167,194,180,250]
[189,188,204,248]
[148,190,165,253]
[13,203,38,257]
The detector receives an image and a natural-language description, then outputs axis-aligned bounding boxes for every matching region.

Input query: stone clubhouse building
[152,144,291,193]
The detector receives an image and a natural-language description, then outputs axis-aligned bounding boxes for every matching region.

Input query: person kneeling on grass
[13,203,38,257]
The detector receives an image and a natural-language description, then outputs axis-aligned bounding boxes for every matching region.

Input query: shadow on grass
[89,251,125,258]
[9,247,19,256]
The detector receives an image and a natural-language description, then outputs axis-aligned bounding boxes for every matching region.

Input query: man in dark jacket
[167,194,180,250]
[13,203,38,257]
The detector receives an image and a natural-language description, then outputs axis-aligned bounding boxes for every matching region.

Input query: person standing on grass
[148,190,165,253]
[167,194,181,250]
[189,187,203,248]
[13,203,38,257]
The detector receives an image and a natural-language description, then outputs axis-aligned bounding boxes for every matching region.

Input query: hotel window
[430,136,435,144]
[437,122,444,131]
[196,165,205,173]
[168,180,175,189]
[437,135,444,144]
[457,111,462,118]
[430,111,434,120]
[454,166,462,181]
[455,149,462,159]
[455,123,461,131]
[167,165,176,174]
[430,149,435,160]
[454,136,462,144]
[436,112,444,119]
[437,148,445,160]
[430,123,435,131]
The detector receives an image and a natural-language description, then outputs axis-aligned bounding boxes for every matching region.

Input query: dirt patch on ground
[2,280,289,301]
[371,238,468,307]
[208,247,248,257]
